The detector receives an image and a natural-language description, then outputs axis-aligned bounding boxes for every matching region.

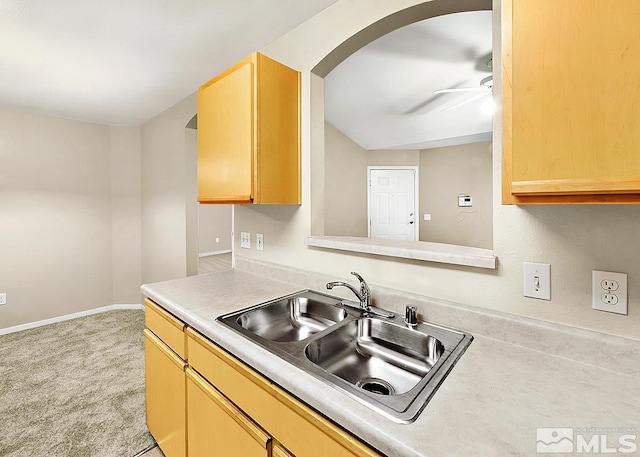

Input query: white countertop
[142,269,640,457]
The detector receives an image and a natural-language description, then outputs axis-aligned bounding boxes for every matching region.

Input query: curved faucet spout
[326,271,371,312]
[326,281,363,301]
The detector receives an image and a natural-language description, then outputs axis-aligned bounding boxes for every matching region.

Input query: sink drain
[356,377,395,396]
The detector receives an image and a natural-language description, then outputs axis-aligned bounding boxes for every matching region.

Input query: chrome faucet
[326,271,371,312]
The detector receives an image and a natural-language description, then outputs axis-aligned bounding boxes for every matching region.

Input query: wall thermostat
[458,195,473,207]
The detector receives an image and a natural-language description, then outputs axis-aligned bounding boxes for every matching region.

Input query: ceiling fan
[433,55,493,112]
[433,75,493,112]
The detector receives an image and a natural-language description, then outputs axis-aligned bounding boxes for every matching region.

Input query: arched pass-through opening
[312,0,492,78]
[307,0,496,269]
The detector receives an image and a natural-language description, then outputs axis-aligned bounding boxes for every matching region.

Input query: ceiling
[0,0,340,125]
[324,10,493,151]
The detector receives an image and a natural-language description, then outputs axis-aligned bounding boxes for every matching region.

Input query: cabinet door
[187,329,380,457]
[186,367,270,457]
[254,53,301,204]
[503,0,640,203]
[144,330,186,457]
[198,57,254,203]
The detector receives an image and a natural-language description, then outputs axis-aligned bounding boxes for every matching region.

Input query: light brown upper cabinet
[502,0,640,204]
[198,52,301,204]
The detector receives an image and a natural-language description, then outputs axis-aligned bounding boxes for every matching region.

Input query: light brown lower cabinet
[186,328,381,457]
[144,329,186,457]
[272,443,295,457]
[143,298,381,457]
[186,367,270,456]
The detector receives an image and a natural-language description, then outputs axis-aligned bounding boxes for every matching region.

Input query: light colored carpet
[0,309,155,457]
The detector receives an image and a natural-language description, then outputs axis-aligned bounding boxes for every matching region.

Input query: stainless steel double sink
[217,290,473,423]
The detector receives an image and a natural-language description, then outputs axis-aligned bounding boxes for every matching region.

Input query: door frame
[367,166,419,240]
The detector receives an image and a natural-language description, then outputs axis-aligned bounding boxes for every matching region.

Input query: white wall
[0,108,114,328]
[227,0,640,340]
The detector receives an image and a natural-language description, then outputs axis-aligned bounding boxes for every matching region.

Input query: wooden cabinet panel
[503,0,640,203]
[187,328,380,457]
[197,52,301,205]
[272,443,295,457]
[144,298,187,359]
[144,329,186,457]
[254,53,301,204]
[186,367,270,457]
[198,58,254,203]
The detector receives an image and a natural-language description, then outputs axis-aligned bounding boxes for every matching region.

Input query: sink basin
[234,290,348,342]
[304,318,444,395]
[217,290,472,423]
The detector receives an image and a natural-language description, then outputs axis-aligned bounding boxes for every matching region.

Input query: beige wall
[323,123,491,247]
[1,89,200,327]
[141,93,197,284]
[419,141,492,248]
[367,150,420,167]
[110,126,143,303]
[225,0,640,340]
[198,204,232,253]
[29,0,630,340]
[186,128,199,277]
[0,108,114,328]
[324,122,367,236]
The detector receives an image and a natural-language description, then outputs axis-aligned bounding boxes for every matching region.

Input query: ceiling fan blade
[440,92,489,112]
[433,87,484,94]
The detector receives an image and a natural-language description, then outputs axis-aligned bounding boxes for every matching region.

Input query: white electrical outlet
[256,233,264,251]
[0,293,6,305]
[592,270,627,315]
[523,262,551,300]
[240,232,251,249]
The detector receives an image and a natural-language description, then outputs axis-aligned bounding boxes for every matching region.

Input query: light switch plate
[524,262,551,300]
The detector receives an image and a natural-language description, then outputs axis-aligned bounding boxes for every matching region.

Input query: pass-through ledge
[304,236,497,269]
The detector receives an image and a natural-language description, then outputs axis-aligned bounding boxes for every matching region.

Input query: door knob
[409,221,414,224]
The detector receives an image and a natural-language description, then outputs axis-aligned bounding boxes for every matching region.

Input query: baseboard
[0,304,144,336]
[199,249,232,257]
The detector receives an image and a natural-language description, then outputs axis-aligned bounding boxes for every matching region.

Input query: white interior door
[368,167,417,241]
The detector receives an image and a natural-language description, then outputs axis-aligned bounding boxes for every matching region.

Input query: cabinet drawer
[187,328,380,457]
[144,298,187,359]
[186,367,270,456]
